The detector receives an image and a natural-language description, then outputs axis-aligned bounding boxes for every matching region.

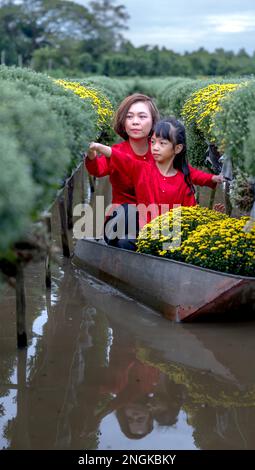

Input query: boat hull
[73,239,255,321]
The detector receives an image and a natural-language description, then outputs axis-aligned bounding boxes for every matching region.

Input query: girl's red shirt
[85,140,216,222]
[110,147,216,226]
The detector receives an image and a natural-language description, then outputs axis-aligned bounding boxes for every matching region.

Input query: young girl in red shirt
[89,117,223,249]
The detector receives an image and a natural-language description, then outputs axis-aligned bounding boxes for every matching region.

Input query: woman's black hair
[153,117,195,195]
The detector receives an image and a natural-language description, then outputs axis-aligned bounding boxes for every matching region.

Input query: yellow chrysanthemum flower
[182,83,244,140]
[54,79,113,128]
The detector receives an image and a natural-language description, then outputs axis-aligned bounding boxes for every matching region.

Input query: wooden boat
[73,238,255,322]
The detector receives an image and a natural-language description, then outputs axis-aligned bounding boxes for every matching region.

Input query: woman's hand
[87,142,98,160]
[87,142,112,159]
[89,142,102,152]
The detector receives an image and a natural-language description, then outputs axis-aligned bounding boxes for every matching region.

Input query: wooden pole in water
[44,212,52,288]
[16,263,27,348]
[81,165,85,202]
[58,196,70,258]
[67,176,74,230]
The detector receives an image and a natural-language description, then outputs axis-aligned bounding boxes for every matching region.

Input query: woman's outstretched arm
[85,142,112,177]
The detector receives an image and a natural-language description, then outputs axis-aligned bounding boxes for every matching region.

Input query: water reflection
[1,260,255,450]
[54,293,195,450]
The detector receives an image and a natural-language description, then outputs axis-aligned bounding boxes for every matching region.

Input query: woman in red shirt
[89,117,223,248]
[86,93,159,205]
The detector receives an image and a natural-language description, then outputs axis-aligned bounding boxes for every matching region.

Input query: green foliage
[186,123,208,168]
[0,0,95,64]
[154,77,252,173]
[212,81,255,172]
[152,78,225,169]
[54,78,115,148]
[178,79,245,169]
[230,172,255,212]
[155,78,196,116]
[0,0,129,68]
[244,113,255,176]
[182,82,243,142]
[1,1,255,78]
[84,0,129,58]
[0,133,35,254]
[0,66,98,166]
[80,75,128,105]
[0,80,70,211]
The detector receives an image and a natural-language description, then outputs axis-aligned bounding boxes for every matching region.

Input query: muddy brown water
[0,175,255,450]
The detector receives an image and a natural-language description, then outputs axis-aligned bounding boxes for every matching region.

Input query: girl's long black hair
[153,117,195,195]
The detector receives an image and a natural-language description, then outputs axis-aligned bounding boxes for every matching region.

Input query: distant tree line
[1,0,255,76]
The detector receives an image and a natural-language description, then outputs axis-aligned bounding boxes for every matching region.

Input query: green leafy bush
[0,66,98,166]
[212,81,255,172]
[243,112,255,176]
[81,75,128,105]
[230,172,255,212]
[0,134,35,255]
[0,81,70,211]
[156,78,197,116]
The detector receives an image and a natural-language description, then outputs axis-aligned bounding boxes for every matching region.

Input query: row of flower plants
[146,76,255,213]
[0,66,129,268]
[137,206,255,277]
[129,77,254,276]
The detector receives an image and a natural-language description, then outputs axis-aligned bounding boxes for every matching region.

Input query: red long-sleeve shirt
[85,140,153,204]
[110,147,212,227]
[85,140,216,207]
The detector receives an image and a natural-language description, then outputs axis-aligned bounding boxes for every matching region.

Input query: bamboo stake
[67,176,74,230]
[58,196,70,257]
[16,263,27,348]
[81,165,85,202]
[44,213,52,288]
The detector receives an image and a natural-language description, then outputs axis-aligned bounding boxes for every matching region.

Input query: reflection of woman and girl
[85,93,224,249]
[55,306,184,447]
[54,304,255,449]
[78,317,185,443]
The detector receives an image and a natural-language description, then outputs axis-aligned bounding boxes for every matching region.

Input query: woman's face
[124,101,153,140]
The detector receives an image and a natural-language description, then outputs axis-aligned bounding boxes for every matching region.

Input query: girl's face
[151,133,176,163]
[124,101,153,140]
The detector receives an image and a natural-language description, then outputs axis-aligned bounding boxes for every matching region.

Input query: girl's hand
[212,174,224,184]
[213,203,225,213]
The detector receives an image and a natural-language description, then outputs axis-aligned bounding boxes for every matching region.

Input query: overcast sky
[76,0,255,54]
